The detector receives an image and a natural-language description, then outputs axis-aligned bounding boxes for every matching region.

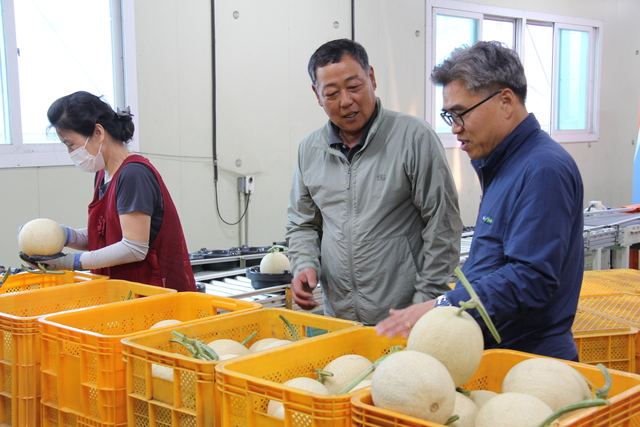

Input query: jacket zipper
[345,163,362,321]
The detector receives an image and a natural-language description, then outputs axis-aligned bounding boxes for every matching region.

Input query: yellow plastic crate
[579,294,640,375]
[573,308,638,373]
[215,326,406,427]
[351,349,640,427]
[0,270,107,294]
[583,269,640,295]
[0,279,173,427]
[121,308,361,427]
[41,407,123,427]
[38,292,261,427]
[580,280,629,298]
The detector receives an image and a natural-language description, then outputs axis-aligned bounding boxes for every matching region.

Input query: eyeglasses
[440,90,503,127]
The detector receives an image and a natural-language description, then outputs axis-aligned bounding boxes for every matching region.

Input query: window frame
[427,0,603,148]
[0,0,136,169]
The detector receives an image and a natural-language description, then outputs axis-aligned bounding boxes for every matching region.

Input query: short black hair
[308,38,369,87]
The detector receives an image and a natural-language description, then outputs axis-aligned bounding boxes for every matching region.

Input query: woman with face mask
[20,91,196,292]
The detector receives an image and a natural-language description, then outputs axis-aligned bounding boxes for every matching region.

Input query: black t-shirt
[97,162,163,243]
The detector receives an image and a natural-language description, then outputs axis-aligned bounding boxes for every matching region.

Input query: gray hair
[431,40,527,103]
[308,38,370,88]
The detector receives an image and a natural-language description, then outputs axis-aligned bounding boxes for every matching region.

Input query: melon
[249,338,281,352]
[450,392,479,427]
[321,354,373,394]
[406,306,484,387]
[371,350,456,424]
[149,319,182,330]
[469,389,498,408]
[474,392,554,427]
[217,353,239,361]
[206,339,250,358]
[259,339,292,351]
[260,250,290,274]
[151,364,174,381]
[267,377,330,419]
[501,358,591,413]
[18,218,66,256]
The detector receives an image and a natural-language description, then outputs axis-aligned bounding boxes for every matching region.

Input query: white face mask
[69,136,105,173]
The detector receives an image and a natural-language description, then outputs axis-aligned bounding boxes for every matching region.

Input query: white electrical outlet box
[237,175,254,193]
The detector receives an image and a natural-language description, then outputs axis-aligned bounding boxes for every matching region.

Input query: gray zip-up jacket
[286,99,462,325]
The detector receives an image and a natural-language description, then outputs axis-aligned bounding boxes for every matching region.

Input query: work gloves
[19,252,82,271]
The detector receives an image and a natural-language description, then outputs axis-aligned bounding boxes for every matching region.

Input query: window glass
[525,23,553,133]
[14,0,114,144]
[483,19,514,48]
[557,29,589,130]
[429,1,601,144]
[434,15,477,133]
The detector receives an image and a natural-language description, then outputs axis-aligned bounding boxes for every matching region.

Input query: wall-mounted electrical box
[237,175,255,194]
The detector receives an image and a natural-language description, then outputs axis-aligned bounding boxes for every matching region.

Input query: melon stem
[170,331,218,361]
[0,268,10,285]
[456,387,470,396]
[337,346,403,394]
[454,267,501,343]
[21,264,45,274]
[279,314,300,341]
[38,263,66,274]
[444,415,460,426]
[267,245,287,253]
[536,398,609,427]
[314,369,334,382]
[594,363,612,399]
[240,331,258,346]
[169,337,200,358]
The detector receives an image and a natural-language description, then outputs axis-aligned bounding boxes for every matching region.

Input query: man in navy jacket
[376,41,584,361]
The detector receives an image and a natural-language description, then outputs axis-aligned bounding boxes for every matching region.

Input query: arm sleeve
[78,238,149,269]
[412,128,463,302]
[285,149,323,277]
[65,227,89,251]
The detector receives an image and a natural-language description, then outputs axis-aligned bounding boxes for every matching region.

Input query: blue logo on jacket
[482,215,494,225]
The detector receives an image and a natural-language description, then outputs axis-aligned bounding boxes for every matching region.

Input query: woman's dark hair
[308,38,370,88]
[47,91,135,142]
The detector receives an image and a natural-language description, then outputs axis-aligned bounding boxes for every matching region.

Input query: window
[0,0,126,168]
[427,0,602,146]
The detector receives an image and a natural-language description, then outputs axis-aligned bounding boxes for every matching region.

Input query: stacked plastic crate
[37,292,261,426]
[0,273,159,427]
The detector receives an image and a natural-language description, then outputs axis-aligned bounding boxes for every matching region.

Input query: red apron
[87,155,196,292]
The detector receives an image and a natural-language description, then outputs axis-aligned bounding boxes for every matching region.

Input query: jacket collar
[471,113,540,175]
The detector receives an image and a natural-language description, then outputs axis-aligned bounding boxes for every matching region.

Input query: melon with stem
[319,354,373,394]
[406,267,500,387]
[260,245,290,274]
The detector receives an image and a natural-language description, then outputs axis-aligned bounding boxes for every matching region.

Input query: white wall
[1,0,638,269]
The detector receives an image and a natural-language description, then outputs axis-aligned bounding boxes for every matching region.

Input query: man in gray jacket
[286,39,462,326]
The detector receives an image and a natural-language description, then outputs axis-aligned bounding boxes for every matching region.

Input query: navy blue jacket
[446,114,584,361]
